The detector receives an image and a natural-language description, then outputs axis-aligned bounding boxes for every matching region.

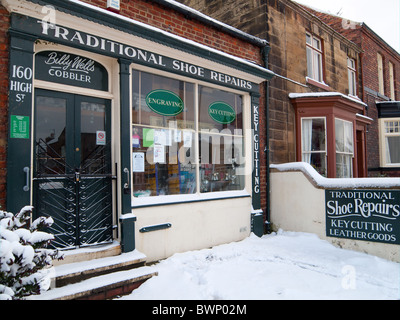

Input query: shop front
[3,0,272,261]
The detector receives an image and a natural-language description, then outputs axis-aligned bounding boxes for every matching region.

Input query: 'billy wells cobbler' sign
[325,190,400,245]
[35,51,108,91]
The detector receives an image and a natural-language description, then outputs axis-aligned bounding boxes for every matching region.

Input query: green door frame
[33,89,113,248]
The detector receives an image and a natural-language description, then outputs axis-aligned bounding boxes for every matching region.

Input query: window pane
[35,96,66,174]
[301,152,326,176]
[313,52,322,82]
[386,136,400,164]
[198,85,242,132]
[306,33,312,45]
[132,70,195,129]
[348,70,356,95]
[131,71,196,197]
[336,154,352,178]
[335,119,353,153]
[199,133,245,192]
[335,119,344,152]
[198,85,244,193]
[306,47,313,79]
[344,121,354,153]
[313,37,321,50]
[302,118,325,152]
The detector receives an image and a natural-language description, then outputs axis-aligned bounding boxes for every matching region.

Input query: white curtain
[302,119,312,163]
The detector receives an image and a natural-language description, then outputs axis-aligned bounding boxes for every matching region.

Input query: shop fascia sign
[14,15,257,92]
[325,190,400,245]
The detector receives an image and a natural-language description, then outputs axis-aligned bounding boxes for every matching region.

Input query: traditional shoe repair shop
[2,0,273,261]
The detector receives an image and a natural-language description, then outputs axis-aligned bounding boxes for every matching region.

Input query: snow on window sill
[306,77,331,91]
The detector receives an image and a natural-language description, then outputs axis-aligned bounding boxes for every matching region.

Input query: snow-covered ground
[118,230,400,300]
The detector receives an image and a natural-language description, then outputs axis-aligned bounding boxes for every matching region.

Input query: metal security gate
[33,90,114,249]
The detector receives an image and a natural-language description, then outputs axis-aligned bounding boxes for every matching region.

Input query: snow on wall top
[270,162,400,189]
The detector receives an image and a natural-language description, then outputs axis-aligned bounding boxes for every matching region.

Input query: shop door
[33,89,113,249]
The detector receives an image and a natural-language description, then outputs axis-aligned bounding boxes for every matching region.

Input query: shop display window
[131,70,245,198]
[198,85,244,193]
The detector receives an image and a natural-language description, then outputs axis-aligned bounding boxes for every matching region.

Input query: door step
[52,241,122,266]
[28,248,157,300]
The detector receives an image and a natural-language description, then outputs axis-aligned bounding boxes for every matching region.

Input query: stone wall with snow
[270,162,400,262]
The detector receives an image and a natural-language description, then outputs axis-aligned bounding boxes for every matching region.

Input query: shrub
[0,206,62,300]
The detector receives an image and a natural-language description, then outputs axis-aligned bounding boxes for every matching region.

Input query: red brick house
[301,6,400,177]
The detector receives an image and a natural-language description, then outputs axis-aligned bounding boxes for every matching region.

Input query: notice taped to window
[325,190,400,245]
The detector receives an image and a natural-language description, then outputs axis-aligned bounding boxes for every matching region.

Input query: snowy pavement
[118,230,400,300]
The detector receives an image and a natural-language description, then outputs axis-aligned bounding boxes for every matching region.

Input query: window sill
[131,190,251,208]
[306,77,331,91]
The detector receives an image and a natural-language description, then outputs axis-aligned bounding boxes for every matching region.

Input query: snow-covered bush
[0,206,62,300]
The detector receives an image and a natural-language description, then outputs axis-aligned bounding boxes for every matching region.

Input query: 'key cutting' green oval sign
[208,101,236,124]
[146,89,184,116]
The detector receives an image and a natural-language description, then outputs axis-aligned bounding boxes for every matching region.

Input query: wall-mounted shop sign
[145,90,184,116]
[325,190,400,245]
[251,95,261,210]
[208,102,236,124]
[11,14,258,93]
[107,0,120,12]
[35,51,108,91]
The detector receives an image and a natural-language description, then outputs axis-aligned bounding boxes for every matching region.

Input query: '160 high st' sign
[325,190,400,245]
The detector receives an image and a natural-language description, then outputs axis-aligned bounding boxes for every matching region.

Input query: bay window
[131,69,246,199]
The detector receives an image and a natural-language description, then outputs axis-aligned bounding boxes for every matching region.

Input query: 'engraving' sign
[145,90,184,116]
[325,190,400,245]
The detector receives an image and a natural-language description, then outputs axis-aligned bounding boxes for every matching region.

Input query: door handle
[23,167,30,191]
[123,167,130,189]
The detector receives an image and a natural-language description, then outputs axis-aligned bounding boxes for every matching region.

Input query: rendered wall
[134,197,252,262]
[270,162,400,262]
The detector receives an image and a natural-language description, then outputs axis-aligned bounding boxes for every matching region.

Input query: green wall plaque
[10,115,29,139]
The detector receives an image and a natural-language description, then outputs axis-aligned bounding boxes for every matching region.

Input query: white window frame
[335,118,354,178]
[379,118,400,167]
[301,117,327,176]
[306,33,323,83]
[347,57,357,97]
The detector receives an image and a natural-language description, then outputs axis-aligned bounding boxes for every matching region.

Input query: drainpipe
[262,45,271,233]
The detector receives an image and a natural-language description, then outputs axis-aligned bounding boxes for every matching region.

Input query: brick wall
[0,4,10,209]
[307,8,400,176]
[81,0,264,65]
